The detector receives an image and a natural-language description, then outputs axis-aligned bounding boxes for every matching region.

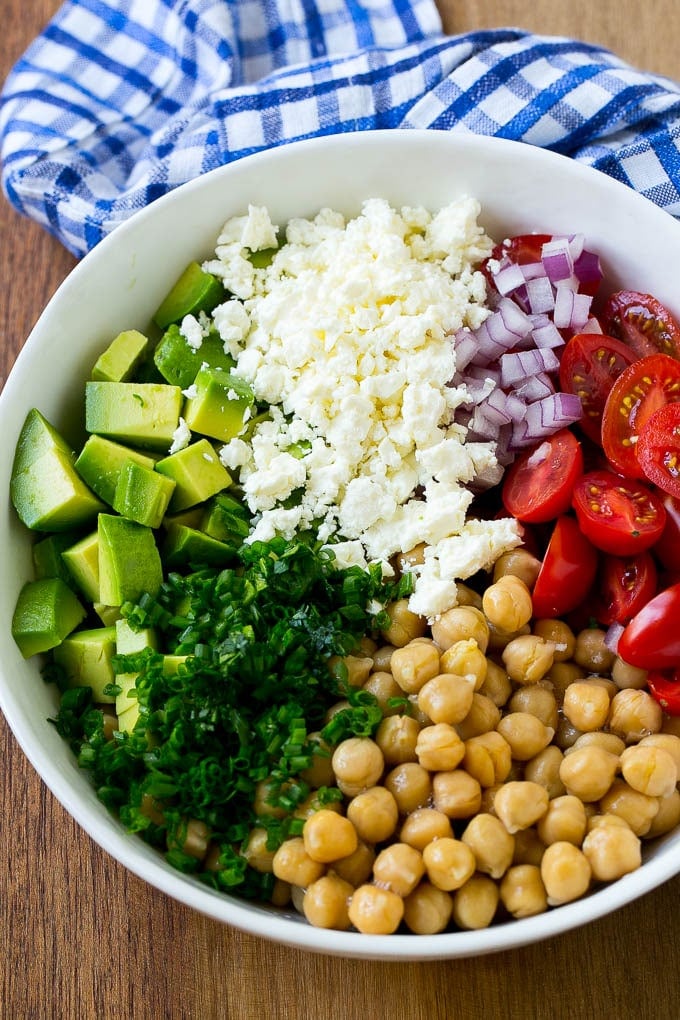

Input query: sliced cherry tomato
[636,402,680,499]
[531,515,598,619]
[654,493,680,572]
[600,354,680,477]
[593,552,658,626]
[602,290,680,360]
[571,469,667,556]
[646,669,680,715]
[558,333,636,445]
[501,429,583,524]
[618,582,680,669]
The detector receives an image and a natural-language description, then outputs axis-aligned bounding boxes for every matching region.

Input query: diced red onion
[531,321,564,349]
[479,387,514,425]
[453,329,478,371]
[465,364,502,386]
[573,248,603,288]
[505,392,528,421]
[604,622,625,654]
[524,392,582,432]
[494,262,526,296]
[579,316,603,334]
[541,238,573,282]
[500,347,561,388]
[568,234,585,262]
[497,297,533,339]
[464,376,496,405]
[520,261,546,281]
[553,285,593,330]
[513,372,555,402]
[526,275,555,315]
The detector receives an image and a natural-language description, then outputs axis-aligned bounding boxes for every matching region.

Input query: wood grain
[2,4,680,1018]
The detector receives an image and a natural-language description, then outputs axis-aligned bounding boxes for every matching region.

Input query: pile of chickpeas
[245,547,680,936]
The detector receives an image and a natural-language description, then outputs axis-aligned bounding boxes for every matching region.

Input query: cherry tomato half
[602,290,680,360]
[654,493,680,572]
[618,582,680,669]
[636,402,680,500]
[531,515,598,619]
[501,429,583,524]
[571,469,667,556]
[601,354,680,478]
[646,670,680,715]
[594,552,658,626]
[558,333,636,445]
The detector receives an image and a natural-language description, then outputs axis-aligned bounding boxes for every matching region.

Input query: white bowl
[2,130,680,961]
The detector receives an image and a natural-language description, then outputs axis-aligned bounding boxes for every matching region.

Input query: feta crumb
[179,314,205,351]
[168,417,191,455]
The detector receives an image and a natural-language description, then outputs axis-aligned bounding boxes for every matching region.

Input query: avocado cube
[200,493,250,544]
[75,435,158,505]
[11,409,73,477]
[53,626,118,703]
[162,523,236,569]
[62,530,100,601]
[155,438,231,511]
[161,507,205,532]
[85,381,182,451]
[115,618,158,655]
[98,514,163,606]
[117,698,141,734]
[153,324,235,388]
[32,532,80,584]
[153,262,224,330]
[112,459,176,528]
[161,654,188,676]
[91,329,150,382]
[114,671,139,716]
[11,578,86,659]
[182,367,254,443]
[94,603,122,626]
[11,446,105,532]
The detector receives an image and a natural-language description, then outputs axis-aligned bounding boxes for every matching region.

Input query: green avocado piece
[91,329,150,382]
[98,514,163,606]
[75,435,159,506]
[61,530,100,601]
[11,446,106,532]
[117,696,142,734]
[85,381,182,451]
[152,262,224,330]
[248,248,277,269]
[182,367,254,443]
[112,459,176,528]
[155,438,231,511]
[11,409,72,477]
[32,532,81,584]
[52,626,118,703]
[11,578,87,659]
[115,672,140,720]
[153,324,235,388]
[162,523,236,569]
[115,617,158,655]
[93,603,122,626]
[200,493,251,544]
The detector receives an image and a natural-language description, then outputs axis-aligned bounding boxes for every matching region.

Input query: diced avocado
[248,248,277,269]
[161,506,205,531]
[11,446,106,532]
[11,578,86,658]
[115,617,158,655]
[11,408,72,477]
[85,381,182,451]
[155,438,231,511]
[32,532,80,584]
[62,530,100,601]
[98,514,163,606]
[75,435,159,505]
[112,459,176,528]
[117,698,141,734]
[91,329,150,382]
[153,324,235,388]
[162,523,236,569]
[161,654,188,676]
[114,672,139,716]
[200,493,251,544]
[94,602,122,626]
[152,262,224,330]
[53,626,118,703]
[182,367,254,443]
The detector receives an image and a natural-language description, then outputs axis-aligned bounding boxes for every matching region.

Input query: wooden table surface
[2,3,680,1018]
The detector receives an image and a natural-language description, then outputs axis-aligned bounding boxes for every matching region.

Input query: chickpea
[299,733,335,789]
[540,841,591,906]
[553,715,584,751]
[431,606,489,653]
[638,733,680,774]
[524,745,566,799]
[496,711,555,761]
[451,874,499,930]
[493,547,542,588]
[502,634,555,685]
[645,789,680,838]
[532,619,576,662]
[270,879,292,908]
[415,723,466,772]
[536,795,587,846]
[403,882,454,935]
[293,791,343,821]
[600,779,660,836]
[422,837,476,891]
[303,810,358,864]
[569,731,626,757]
[325,699,352,723]
[512,828,546,867]
[620,744,678,798]
[463,731,512,788]
[328,654,373,689]
[272,837,326,887]
[372,842,425,898]
[348,884,404,935]
[417,673,475,725]
[332,737,385,797]
[509,685,559,730]
[384,762,432,814]
[394,543,426,574]
[461,812,515,879]
[608,689,663,743]
[479,659,512,708]
[253,777,288,819]
[544,661,587,699]
[581,823,641,881]
[573,628,616,674]
[493,781,550,835]
[400,808,453,850]
[439,640,488,690]
[562,680,612,732]
[347,787,399,844]
[362,671,403,716]
[499,864,548,919]
[302,874,354,930]
[456,693,501,741]
[167,817,210,860]
[390,641,441,694]
[455,583,484,611]
[332,840,376,887]
[375,715,420,765]
[558,745,619,802]
[486,622,532,653]
[243,827,276,873]
[381,599,427,648]
[372,645,395,671]
[661,714,680,738]
[611,657,648,690]
[432,769,482,820]
[482,575,533,633]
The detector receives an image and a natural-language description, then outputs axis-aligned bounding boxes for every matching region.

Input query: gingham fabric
[2,0,680,258]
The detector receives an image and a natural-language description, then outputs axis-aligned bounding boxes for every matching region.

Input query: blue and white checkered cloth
[2,0,680,258]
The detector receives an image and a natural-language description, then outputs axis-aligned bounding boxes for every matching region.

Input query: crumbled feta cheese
[169,417,191,454]
[212,300,251,358]
[179,314,206,351]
